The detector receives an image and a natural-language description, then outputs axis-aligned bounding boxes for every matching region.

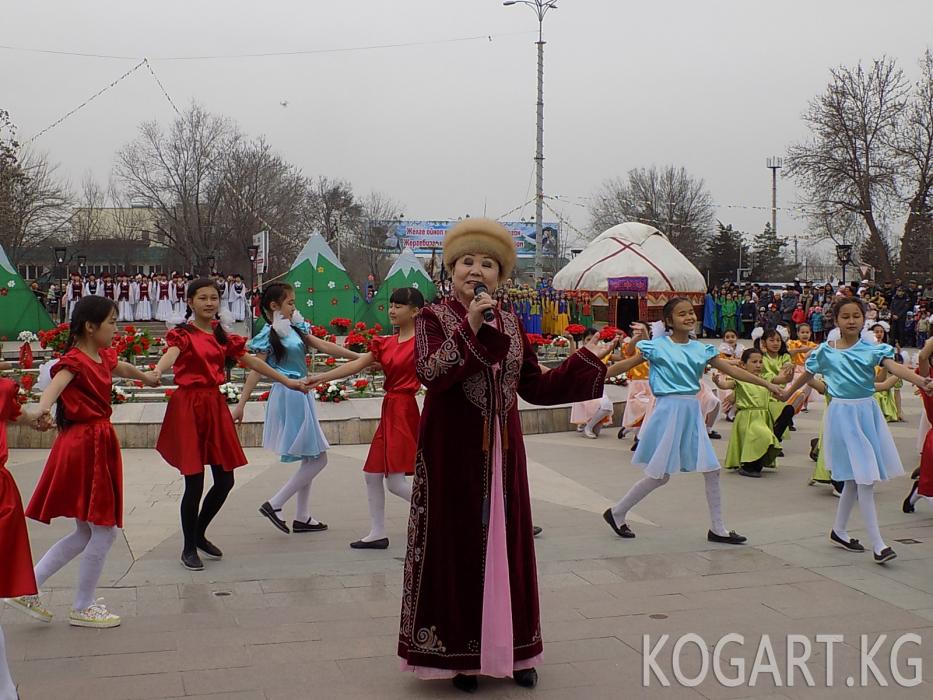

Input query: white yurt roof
[553,222,706,293]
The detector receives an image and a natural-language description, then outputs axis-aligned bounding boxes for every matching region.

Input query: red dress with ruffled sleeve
[363,335,421,475]
[26,348,124,527]
[0,378,37,597]
[156,325,249,475]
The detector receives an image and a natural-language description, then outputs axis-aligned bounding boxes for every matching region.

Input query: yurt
[552,222,706,329]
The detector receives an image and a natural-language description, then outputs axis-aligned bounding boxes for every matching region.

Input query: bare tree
[67,172,107,245]
[346,191,404,286]
[115,103,238,271]
[785,57,910,280]
[218,136,309,275]
[301,176,363,251]
[587,165,715,259]
[0,142,72,262]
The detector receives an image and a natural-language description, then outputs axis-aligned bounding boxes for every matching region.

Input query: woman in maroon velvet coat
[398,219,613,692]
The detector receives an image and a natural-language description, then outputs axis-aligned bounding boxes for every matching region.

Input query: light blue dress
[805,340,902,483]
[249,322,329,462]
[633,336,720,477]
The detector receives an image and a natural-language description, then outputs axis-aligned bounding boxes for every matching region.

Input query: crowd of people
[29,271,254,324]
[704,278,933,347]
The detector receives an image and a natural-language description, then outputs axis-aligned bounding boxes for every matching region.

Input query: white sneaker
[583,428,598,439]
[4,594,53,623]
[576,425,585,432]
[69,599,121,628]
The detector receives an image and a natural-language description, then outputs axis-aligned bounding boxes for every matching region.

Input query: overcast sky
[3,0,933,258]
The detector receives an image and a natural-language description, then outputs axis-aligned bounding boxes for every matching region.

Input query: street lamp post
[504,0,557,282]
[54,246,67,323]
[835,244,853,286]
[247,245,259,331]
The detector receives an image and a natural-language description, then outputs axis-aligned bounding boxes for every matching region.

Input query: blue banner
[379,220,560,259]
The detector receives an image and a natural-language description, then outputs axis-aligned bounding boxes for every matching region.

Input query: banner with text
[379,220,560,258]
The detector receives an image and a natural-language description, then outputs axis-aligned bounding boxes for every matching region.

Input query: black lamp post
[54,246,67,322]
[77,255,87,275]
[835,244,853,286]
[247,244,260,327]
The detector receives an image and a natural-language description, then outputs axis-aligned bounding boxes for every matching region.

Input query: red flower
[20,374,35,392]
[565,324,586,336]
[330,298,338,306]
[133,344,143,354]
[330,317,351,328]
[259,390,270,401]
[124,325,136,334]
[311,325,328,338]
[133,380,143,387]
[355,321,367,331]
[353,378,369,390]
[373,323,383,332]
[147,363,156,370]
[598,326,624,341]
[325,357,336,366]
[164,389,175,398]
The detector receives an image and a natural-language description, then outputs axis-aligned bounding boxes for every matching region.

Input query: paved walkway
[4,396,933,699]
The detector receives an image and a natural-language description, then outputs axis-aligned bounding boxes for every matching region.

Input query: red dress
[363,335,420,475]
[1,379,37,597]
[919,368,933,497]
[26,348,124,528]
[156,325,248,475]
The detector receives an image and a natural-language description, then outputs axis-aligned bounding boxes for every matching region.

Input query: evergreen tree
[750,222,796,281]
[705,221,746,285]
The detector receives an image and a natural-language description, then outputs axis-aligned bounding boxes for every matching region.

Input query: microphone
[473,283,496,322]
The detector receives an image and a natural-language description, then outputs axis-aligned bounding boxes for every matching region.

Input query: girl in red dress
[0,378,42,698]
[8,296,156,630]
[309,287,425,549]
[148,279,309,571]
[904,337,933,512]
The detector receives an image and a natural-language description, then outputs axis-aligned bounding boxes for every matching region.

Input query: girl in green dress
[715,348,781,477]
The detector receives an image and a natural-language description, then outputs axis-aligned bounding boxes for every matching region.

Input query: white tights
[0,625,15,700]
[610,470,729,536]
[33,520,118,611]
[833,480,886,555]
[269,454,328,524]
[361,473,412,542]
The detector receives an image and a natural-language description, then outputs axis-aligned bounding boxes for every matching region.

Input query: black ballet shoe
[630,437,639,452]
[830,530,865,552]
[349,537,389,549]
[903,482,919,514]
[180,549,204,571]
[707,430,722,440]
[809,438,819,462]
[874,547,897,565]
[514,668,538,688]
[737,468,762,478]
[292,518,328,532]
[911,466,921,480]
[532,526,543,537]
[788,425,797,432]
[196,537,223,559]
[707,530,747,545]
[831,480,845,496]
[258,501,290,534]
[617,427,627,439]
[452,674,478,693]
[603,509,635,538]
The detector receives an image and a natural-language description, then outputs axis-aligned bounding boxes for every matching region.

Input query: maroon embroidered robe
[398,297,607,671]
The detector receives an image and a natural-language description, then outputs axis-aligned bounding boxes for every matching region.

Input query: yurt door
[615,298,639,332]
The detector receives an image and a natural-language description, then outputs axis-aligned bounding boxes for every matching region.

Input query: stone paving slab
[3,394,933,698]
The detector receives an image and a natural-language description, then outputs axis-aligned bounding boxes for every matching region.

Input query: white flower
[306,300,314,307]
[327,281,336,289]
[6,280,14,288]
[17,331,38,343]
[294,280,302,288]
[411,282,419,289]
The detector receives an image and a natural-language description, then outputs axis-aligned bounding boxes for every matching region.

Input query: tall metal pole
[534,16,545,280]
[766,156,782,235]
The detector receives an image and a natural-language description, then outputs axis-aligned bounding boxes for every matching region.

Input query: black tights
[181,465,235,553]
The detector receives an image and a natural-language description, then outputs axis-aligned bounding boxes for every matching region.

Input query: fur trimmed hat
[443,218,516,281]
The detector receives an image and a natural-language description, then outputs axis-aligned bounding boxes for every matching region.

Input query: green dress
[720,298,738,333]
[811,395,832,482]
[761,352,793,428]
[725,381,782,469]
[874,388,899,422]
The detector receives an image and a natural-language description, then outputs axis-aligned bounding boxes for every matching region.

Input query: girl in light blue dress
[783,298,933,564]
[603,297,782,544]
[232,283,359,534]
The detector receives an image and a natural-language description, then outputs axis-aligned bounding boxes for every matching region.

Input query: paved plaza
[4,396,933,699]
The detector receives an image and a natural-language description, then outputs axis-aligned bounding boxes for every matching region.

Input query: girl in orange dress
[308,288,425,549]
[0,378,42,697]
[149,279,309,571]
[9,296,156,630]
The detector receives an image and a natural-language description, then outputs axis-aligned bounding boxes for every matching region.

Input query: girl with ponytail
[232,282,359,534]
[10,296,157,630]
[148,279,310,571]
